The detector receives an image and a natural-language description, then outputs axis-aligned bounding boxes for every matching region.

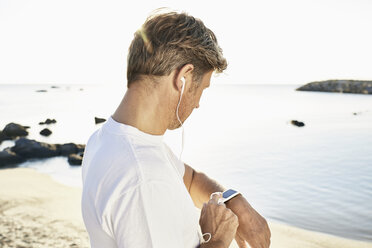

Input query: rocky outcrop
[68,153,83,166]
[0,138,86,167]
[39,118,57,125]
[0,148,26,167]
[291,120,305,127]
[11,138,60,159]
[296,80,372,94]
[40,128,52,137]
[58,143,85,156]
[95,117,106,124]
[0,120,87,167]
[0,123,30,145]
[0,131,12,143]
[2,123,29,138]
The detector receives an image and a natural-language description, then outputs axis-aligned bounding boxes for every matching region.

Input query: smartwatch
[221,189,241,203]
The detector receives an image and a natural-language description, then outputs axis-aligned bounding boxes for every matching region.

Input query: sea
[1,83,371,242]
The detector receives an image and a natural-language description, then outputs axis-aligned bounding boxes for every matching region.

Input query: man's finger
[217,198,226,207]
[209,192,222,204]
[235,233,248,248]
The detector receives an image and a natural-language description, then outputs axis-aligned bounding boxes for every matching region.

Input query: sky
[0,0,371,85]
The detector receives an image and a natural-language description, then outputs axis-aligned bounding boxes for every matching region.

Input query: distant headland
[296,80,372,94]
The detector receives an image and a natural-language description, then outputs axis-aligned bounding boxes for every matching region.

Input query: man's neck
[112,79,174,135]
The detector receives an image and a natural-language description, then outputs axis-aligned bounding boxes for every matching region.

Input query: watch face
[223,189,238,199]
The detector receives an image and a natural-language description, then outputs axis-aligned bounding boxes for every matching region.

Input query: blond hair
[127,11,227,86]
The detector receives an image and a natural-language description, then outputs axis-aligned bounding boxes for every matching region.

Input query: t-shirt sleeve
[107,181,187,248]
[163,144,185,178]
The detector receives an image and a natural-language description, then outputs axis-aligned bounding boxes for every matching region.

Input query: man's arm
[183,163,226,208]
[183,164,271,248]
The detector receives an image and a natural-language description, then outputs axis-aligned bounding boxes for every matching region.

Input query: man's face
[169,70,213,130]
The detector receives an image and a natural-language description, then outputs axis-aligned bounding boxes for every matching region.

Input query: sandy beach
[0,168,371,248]
[0,168,89,248]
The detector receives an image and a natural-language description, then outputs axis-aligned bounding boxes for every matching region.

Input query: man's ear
[174,64,194,92]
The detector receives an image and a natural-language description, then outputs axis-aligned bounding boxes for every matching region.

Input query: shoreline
[0,168,371,248]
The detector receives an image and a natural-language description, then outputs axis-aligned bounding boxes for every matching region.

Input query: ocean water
[1,83,371,242]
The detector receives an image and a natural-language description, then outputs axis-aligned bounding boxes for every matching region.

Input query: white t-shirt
[81,116,201,248]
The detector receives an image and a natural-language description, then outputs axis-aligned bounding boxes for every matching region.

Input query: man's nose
[195,103,200,109]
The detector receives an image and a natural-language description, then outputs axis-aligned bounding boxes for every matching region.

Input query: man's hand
[199,193,239,248]
[226,195,271,248]
[183,165,271,248]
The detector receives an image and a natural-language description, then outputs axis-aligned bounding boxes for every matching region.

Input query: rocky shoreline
[0,117,108,168]
[0,122,85,168]
[296,80,372,94]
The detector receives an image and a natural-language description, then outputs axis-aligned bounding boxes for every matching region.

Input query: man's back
[81,116,201,248]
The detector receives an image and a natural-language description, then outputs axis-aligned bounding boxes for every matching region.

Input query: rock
[39,118,57,125]
[0,130,12,144]
[45,118,57,124]
[95,117,106,124]
[353,112,362,116]
[77,144,85,154]
[11,138,60,159]
[58,143,78,156]
[296,80,372,94]
[68,154,83,166]
[291,120,305,127]
[36,90,47,93]
[58,143,85,156]
[2,123,29,138]
[0,148,26,167]
[1,138,86,166]
[40,128,52,136]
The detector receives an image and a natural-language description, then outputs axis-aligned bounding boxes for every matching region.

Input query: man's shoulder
[82,129,175,199]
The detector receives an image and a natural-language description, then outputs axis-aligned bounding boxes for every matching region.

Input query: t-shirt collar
[103,115,164,144]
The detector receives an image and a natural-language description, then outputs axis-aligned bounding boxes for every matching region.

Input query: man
[81,11,270,248]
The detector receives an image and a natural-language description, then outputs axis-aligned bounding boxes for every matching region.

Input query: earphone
[180,77,185,95]
[176,77,186,159]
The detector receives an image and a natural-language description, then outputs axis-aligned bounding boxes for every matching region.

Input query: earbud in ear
[181,77,185,84]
